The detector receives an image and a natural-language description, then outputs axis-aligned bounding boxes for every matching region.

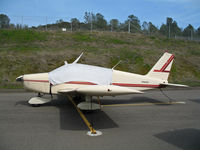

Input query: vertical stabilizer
[146,52,174,81]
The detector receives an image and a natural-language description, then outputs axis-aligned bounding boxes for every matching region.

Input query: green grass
[188,49,200,56]
[72,32,96,42]
[0,29,200,88]
[106,38,129,44]
[0,29,48,43]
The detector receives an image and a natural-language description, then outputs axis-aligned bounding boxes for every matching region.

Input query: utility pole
[148,23,151,36]
[128,20,130,33]
[45,16,47,31]
[71,21,73,32]
[191,29,193,40]
[111,22,113,32]
[90,15,93,32]
[21,16,23,29]
[168,23,171,38]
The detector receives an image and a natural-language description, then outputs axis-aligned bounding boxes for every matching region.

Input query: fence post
[128,20,130,33]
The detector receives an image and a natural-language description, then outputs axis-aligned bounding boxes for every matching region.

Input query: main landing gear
[77,96,102,111]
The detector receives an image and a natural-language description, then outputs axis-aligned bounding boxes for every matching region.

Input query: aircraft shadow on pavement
[15,100,30,106]
[52,98,118,130]
[154,128,200,150]
[190,99,200,104]
[99,96,164,105]
[16,97,118,131]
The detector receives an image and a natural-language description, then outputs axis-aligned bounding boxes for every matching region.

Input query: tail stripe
[154,54,174,73]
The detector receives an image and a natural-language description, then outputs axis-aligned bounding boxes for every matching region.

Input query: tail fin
[146,52,174,81]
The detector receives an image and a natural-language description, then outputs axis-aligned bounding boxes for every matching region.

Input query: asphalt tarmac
[0,88,200,150]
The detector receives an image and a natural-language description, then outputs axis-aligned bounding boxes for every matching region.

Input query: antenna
[112,60,122,70]
[73,52,84,64]
[64,61,68,65]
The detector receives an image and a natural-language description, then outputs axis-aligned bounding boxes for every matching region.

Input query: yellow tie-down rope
[67,95,97,134]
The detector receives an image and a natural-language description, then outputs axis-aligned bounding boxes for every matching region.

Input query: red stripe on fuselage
[24,80,160,88]
[24,80,96,85]
[112,83,160,88]
[153,70,170,73]
[24,79,49,83]
[66,81,97,85]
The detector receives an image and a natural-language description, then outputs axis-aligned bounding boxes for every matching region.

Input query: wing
[58,85,143,96]
[58,88,76,93]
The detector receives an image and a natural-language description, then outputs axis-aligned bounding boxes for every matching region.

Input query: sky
[0,0,200,29]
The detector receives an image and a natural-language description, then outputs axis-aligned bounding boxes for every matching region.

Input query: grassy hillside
[0,29,200,88]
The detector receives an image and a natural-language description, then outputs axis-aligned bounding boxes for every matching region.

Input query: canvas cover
[49,63,113,85]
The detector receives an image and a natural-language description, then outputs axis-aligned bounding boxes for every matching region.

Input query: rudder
[146,52,174,81]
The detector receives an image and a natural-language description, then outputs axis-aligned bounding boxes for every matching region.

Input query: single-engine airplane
[16,52,188,110]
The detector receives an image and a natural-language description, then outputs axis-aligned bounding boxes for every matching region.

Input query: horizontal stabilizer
[160,83,189,88]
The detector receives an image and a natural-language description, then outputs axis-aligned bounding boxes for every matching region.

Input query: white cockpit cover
[49,63,113,85]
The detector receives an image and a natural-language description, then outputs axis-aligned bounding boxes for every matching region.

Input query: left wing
[58,85,143,96]
[58,88,76,93]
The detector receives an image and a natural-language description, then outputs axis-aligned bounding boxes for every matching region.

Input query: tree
[149,22,158,35]
[196,27,200,37]
[166,17,173,38]
[16,24,23,29]
[125,14,141,33]
[160,24,168,36]
[142,21,149,35]
[56,19,64,24]
[171,21,181,37]
[183,24,194,39]
[110,19,119,31]
[160,17,181,38]
[84,12,95,24]
[83,12,95,30]
[9,23,15,29]
[118,22,127,32]
[166,17,173,27]
[95,13,107,30]
[142,21,158,35]
[0,14,10,28]
[71,18,80,31]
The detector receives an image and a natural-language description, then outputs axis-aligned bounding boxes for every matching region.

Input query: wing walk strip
[103,101,186,107]
[66,95,97,134]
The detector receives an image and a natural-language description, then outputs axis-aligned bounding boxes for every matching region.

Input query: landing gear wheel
[37,93,43,97]
[28,97,51,106]
[31,104,41,107]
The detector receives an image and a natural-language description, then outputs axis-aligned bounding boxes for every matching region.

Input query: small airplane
[16,52,188,110]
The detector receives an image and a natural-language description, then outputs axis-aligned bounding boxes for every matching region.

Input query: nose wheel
[28,94,51,107]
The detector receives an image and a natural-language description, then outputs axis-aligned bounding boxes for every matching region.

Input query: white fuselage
[22,69,163,95]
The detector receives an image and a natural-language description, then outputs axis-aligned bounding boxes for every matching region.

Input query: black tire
[31,104,41,107]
